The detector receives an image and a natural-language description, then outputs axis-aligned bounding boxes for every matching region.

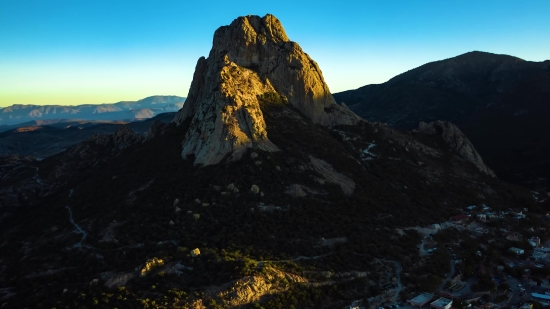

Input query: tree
[499,282,510,292]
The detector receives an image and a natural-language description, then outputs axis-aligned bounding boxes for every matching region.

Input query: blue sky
[1,0,549,106]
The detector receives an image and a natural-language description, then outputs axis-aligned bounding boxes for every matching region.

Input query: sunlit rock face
[174,14,360,166]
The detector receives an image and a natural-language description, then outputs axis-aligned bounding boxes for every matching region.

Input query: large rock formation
[416,121,495,176]
[174,14,360,165]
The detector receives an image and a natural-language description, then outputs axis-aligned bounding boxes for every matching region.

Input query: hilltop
[333,51,550,187]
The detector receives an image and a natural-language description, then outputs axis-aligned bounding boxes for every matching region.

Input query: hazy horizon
[1,0,549,107]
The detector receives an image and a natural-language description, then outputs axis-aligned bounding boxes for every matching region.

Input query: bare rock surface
[286,184,308,197]
[174,14,360,165]
[203,267,307,307]
[309,156,355,195]
[416,121,495,176]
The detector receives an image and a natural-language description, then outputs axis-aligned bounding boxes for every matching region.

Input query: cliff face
[416,121,495,177]
[174,14,360,165]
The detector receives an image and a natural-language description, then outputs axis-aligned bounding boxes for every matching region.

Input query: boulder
[190,248,201,257]
[286,184,307,197]
[140,258,164,277]
[250,185,260,194]
[146,120,167,140]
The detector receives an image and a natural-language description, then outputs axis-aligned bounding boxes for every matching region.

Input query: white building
[509,247,525,255]
[430,298,453,309]
[409,293,435,308]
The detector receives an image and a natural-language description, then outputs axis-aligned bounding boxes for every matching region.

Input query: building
[451,214,469,222]
[532,293,550,301]
[431,297,453,309]
[477,214,487,221]
[529,237,541,247]
[509,247,525,255]
[511,208,523,216]
[409,293,435,308]
[506,232,522,242]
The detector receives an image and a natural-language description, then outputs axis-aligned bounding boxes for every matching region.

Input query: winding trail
[65,205,87,248]
[65,189,88,248]
[390,260,403,302]
[438,258,456,292]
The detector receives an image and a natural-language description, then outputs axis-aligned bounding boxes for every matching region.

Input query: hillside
[333,51,550,187]
[0,113,176,158]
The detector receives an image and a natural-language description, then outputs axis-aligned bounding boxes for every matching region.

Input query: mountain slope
[0,88,533,308]
[333,51,550,186]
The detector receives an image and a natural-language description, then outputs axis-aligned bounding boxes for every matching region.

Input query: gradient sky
[1,0,549,106]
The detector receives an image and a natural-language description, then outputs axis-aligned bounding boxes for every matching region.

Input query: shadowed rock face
[416,121,495,177]
[174,14,360,166]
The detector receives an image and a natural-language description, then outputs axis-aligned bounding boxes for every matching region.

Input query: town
[350,191,550,309]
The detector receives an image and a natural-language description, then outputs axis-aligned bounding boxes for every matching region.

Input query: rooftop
[410,293,434,306]
[431,298,453,308]
[451,214,468,221]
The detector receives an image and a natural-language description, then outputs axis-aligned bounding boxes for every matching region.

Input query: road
[438,258,456,292]
[390,261,403,301]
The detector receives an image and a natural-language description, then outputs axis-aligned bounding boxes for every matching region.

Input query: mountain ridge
[333,51,550,187]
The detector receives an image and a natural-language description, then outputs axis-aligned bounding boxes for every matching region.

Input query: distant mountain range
[0,113,177,159]
[333,51,550,187]
[0,95,185,127]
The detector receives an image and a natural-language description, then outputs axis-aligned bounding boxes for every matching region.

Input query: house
[431,298,453,309]
[511,208,523,216]
[532,248,546,260]
[506,232,522,242]
[529,237,541,247]
[509,247,525,255]
[466,205,477,211]
[482,204,491,211]
[451,214,469,223]
[409,293,435,308]
[477,214,487,221]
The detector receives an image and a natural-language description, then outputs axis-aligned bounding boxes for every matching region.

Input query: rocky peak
[416,121,495,177]
[112,126,144,149]
[146,120,167,140]
[174,14,360,166]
